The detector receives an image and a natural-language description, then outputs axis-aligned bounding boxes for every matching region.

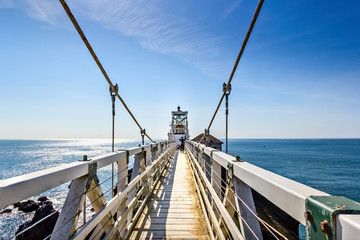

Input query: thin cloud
[1,0,235,79]
[222,0,243,19]
[0,0,61,25]
[0,0,11,7]
[69,0,229,78]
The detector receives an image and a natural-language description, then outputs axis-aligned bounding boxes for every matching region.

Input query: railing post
[117,151,129,236]
[149,145,156,188]
[196,144,199,163]
[233,176,263,240]
[201,149,206,172]
[86,163,114,234]
[127,151,142,229]
[156,142,161,159]
[51,175,87,239]
[144,146,152,197]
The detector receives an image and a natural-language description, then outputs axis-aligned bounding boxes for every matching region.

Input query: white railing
[0,140,176,240]
[185,140,360,240]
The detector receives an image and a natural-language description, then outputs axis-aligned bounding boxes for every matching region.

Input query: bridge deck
[129,150,210,239]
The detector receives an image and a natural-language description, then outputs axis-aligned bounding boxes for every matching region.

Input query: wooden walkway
[129,151,210,239]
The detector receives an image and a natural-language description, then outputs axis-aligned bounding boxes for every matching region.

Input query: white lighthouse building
[168,106,189,145]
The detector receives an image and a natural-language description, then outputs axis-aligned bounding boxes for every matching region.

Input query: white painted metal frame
[186,141,360,240]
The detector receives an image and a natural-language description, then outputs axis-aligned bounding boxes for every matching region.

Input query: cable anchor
[141,129,146,145]
[109,84,119,115]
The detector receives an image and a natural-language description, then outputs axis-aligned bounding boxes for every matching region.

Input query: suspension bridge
[1,0,360,239]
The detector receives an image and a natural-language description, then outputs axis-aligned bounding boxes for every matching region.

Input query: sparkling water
[0,139,143,239]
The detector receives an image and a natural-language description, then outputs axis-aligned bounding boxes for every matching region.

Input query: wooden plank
[149,208,196,213]
[117,156,128,236]
[88,224,103,240]
[86,179,114,233]
[131,231,210,239]
[127,152,142,226]
[136,224,199,230]
[151,196,193,200]
[139,218,198,225]
[148,213,196,218]
[150,205,195,209]
[51,176,87,240]
[129,151,210,240]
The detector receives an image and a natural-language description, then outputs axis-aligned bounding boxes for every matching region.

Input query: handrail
[186,140,360,240]
[71,144,176,239]
[187,140,327,225]
[186,145,243,239]
[0,141,170,210]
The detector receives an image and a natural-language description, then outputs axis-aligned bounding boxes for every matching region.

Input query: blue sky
[0,0,359,140]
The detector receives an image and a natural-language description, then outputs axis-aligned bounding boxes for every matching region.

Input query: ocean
[227,139,360,202]
[0,139,359,239]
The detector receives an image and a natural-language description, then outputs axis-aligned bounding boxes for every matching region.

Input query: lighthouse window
[174,124,185,134]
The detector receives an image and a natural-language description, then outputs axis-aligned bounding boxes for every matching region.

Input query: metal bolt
[235,155,244,162]
[320,220,330,234]
[304,210,312,222]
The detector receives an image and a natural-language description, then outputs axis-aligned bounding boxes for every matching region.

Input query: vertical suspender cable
[110,84,118,152]
[199,0,265,143]
[59,0,154,143]
[225,94,228,153]
[223,83,231,153]
[109,84,118,197]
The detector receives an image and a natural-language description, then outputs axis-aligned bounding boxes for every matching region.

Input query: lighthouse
[168,106,189,145]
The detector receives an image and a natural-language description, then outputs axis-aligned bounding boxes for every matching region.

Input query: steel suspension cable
[59,0,154,143]
[200,0,264,142]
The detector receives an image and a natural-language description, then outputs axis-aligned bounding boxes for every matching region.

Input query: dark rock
[37,196,49,202]
[16,221,31,236]
[0,208,12,214]
[16,202,59,240]
[31,202,56,224]
[113,183,117,195]
[18,200,39,213]
[39,200,52,206]
[14,202,22,208]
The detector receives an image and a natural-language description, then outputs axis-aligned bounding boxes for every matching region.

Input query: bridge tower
[168,106,189,145]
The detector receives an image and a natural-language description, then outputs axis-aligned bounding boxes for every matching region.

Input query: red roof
[192,133,223,145]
